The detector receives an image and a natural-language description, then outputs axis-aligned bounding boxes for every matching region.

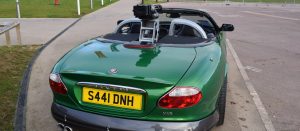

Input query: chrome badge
[109,68,118,74]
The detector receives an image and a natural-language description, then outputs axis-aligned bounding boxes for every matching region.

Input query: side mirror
[117,20,123,25]
[220,24,234,31]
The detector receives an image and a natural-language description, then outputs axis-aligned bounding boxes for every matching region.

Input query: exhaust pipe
[58,123,73,131]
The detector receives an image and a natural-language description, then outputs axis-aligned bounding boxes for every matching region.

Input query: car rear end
[50,40,224,131]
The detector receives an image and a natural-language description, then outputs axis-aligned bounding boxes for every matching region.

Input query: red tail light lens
[49,73,67,94]
[158,86,202,109]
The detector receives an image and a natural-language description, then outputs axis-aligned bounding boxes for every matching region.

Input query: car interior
[103,12,218,44]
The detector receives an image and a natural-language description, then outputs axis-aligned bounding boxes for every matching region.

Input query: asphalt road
[163,2,300,131]
[0,18,77,45]
[22,1,300,131]
[24,1,266,130]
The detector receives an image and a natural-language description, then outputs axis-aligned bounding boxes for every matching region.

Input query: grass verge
[0,0,118,18]
[0,45,40,130]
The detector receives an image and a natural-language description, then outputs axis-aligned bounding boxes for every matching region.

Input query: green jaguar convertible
[50,4,234,131]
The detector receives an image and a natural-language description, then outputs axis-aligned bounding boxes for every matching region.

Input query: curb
[14,17,82,131]
[226,39,275,131]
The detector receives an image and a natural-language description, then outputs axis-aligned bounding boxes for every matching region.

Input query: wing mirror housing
[220,24,234,31]
[117,20,124,25]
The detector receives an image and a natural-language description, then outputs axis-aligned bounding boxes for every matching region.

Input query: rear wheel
[216,76,227,126]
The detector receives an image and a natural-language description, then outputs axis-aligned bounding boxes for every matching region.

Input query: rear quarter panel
[146,40,227,121]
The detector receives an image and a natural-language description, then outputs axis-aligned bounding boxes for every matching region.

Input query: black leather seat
[130,24,141,34]
[176,25,201,38]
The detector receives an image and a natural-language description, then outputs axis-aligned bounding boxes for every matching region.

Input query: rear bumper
[51,103,219,131]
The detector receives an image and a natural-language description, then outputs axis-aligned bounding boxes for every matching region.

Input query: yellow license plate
[82,87,143,110]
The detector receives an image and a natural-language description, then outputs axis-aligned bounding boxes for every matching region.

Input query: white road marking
[201,9,240,17]
[226,39,275,131]
[245,65,262,73]
[242,11,300,21]
[279,8,300,13]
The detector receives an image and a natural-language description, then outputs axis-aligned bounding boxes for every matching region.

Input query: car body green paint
[50,33,228,121]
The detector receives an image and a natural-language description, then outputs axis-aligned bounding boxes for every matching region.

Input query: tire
[216,76,227,126]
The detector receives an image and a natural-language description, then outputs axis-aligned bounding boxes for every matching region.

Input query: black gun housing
[133,5,162,20]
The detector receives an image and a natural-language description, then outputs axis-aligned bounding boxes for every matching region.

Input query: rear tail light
[158,86,202,109]
[49,73,67,94]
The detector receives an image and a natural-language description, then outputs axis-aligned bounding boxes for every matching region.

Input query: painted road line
[226,39,275,131]
[242,11,300,21]
[201,9,240,18]
[245,66,262,73]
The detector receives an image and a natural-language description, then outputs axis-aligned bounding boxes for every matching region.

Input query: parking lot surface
[163,2,300,130]
[24,1,300,131]
[0,18,77,45]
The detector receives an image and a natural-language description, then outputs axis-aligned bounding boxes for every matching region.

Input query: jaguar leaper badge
[109,68,118,74]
